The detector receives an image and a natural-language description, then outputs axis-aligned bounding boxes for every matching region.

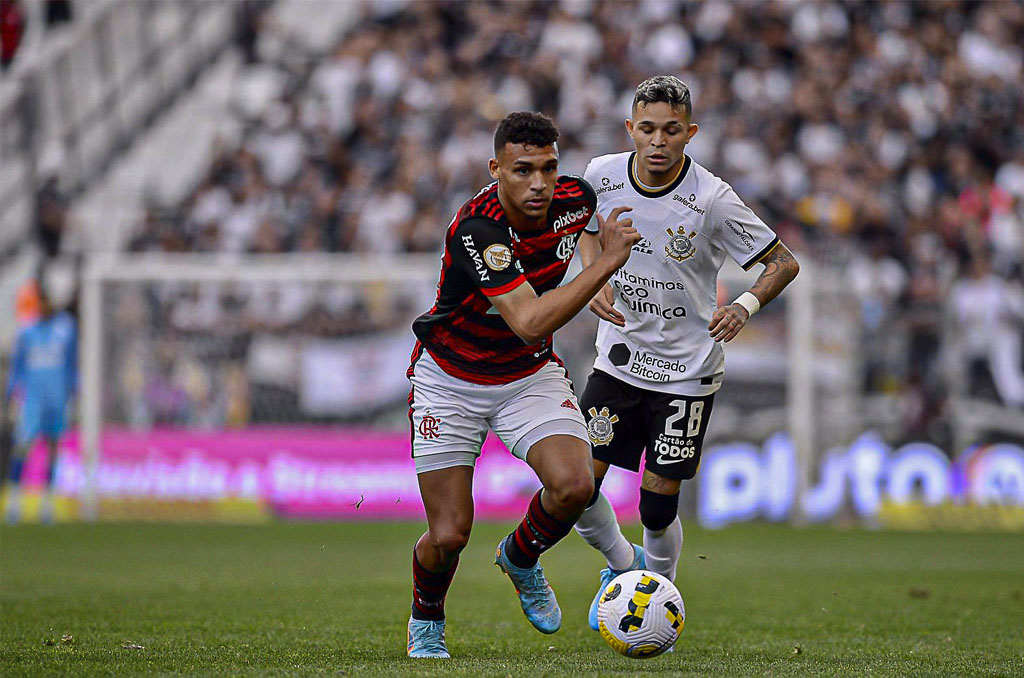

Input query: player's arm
[5,329,25,402]
[491,207,638,344]
[578,231,625,327]
[708,241,800,343]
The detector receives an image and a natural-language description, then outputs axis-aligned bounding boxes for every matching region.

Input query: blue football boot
[588,543,645,631]
[407,616,450,659]
[494,535,561,634]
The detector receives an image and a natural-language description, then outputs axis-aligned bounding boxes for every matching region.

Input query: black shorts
[579,369,715,481]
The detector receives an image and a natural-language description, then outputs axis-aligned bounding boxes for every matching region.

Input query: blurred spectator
[236,0,272,65]
[36,175,68,258]
[848,231,907,393]
[0,0,25,70]
[947,253,1024,408]
[44,0,71,27]
[118,0,1024,433]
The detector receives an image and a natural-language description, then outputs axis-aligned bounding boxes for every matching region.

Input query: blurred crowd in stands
[13,0,1019,440]
[0,0,72,71]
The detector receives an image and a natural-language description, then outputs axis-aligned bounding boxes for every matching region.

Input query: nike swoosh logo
[656,456,688,465]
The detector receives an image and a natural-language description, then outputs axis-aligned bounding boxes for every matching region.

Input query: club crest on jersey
[483,244,513,271]
[587,406,619,446]
[556,234,576,262]
[665,226,698,263]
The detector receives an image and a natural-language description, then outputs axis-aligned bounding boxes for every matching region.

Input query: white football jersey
[583,152,779,395]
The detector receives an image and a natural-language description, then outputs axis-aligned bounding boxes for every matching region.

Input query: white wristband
[733,291,760,317]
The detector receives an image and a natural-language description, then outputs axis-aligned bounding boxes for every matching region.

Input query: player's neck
[635,153,687,189]
[497,188,545,231]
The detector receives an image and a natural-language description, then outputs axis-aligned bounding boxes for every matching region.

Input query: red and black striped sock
[505,490,575,569]
[411,551,458,621]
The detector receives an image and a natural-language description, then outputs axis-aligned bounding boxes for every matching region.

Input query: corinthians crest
[665,225,698,262]
[587,406,620,446]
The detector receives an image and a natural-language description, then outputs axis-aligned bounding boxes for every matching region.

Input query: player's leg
[494,432,590,634]
[575,372,646,570]
[39,435,60,523]
[2,441,30,523]
[638,470,683,581]
[3,398,42,523]
[406,351,488,658]
[641,392,716,582]
[489,363,592,634]
[407,462,474,659]
[573,371,647,628]
[38,402,66,523]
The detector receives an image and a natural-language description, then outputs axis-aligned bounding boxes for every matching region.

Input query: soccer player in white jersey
[573,76,800,631]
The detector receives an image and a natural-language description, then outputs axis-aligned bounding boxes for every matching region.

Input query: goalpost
[77,253,823,521]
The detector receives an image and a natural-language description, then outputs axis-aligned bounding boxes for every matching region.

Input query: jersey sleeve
[708,183,779,270]
[582,161,600,234]
[450,217,526,297]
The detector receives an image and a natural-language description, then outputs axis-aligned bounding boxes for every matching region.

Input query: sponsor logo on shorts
[587,406,619,446]
[418,412,442,439]
[483,243,513,270]
[560,399,578,411]
[653,434,697,465]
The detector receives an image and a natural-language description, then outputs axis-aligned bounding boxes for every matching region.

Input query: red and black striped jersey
[410,175,597,385]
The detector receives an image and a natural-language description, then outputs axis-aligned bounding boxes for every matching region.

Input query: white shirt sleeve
[708,183,779,270]
[583,159,600,234]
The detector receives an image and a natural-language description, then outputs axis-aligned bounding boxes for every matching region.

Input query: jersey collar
[627,152,690,198]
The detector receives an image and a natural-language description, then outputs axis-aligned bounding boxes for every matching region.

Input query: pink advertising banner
[21,428,641,521]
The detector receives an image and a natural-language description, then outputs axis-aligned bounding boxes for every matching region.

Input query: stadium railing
[0,0,235,259]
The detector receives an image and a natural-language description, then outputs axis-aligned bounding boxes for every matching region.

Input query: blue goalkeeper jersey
[6,312,78,407]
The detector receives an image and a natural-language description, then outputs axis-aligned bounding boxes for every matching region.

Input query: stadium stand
[2,0,1022,450]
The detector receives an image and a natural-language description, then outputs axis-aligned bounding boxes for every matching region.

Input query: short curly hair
[633,75,692,118]
[493,111,560,154]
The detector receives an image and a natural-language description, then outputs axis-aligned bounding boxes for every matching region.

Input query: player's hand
[596,206,640,267]
[589,283,625,326]
[708,303,749,343]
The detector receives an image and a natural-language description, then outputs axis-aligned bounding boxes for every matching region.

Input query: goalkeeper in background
[4,286,77,523]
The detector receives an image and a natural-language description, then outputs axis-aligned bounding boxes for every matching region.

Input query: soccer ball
[597,569,684,658]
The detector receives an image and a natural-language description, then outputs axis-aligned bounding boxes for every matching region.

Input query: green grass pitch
[2,521,1023,676]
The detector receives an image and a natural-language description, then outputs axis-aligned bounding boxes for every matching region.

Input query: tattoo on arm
[750,244,799,307]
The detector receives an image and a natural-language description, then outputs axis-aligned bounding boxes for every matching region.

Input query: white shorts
[408,350,589,474]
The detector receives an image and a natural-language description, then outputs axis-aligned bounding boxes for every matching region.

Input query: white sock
[643,516,682,581]
[574,492,636,570]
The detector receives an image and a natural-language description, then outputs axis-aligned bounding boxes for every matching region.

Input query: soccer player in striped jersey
[405,111,640,658]
[573,76,801,632]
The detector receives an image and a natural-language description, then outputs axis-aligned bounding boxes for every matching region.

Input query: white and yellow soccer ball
[597,569,684,658]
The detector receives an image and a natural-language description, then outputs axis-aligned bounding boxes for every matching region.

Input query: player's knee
[549,473,594,513]
[639,488,679,532]
[430,524,472,556]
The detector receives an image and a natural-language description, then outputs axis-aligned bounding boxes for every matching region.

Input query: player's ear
[624,118,634,137]
[687,122,699,141]
[488,157,500,180]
